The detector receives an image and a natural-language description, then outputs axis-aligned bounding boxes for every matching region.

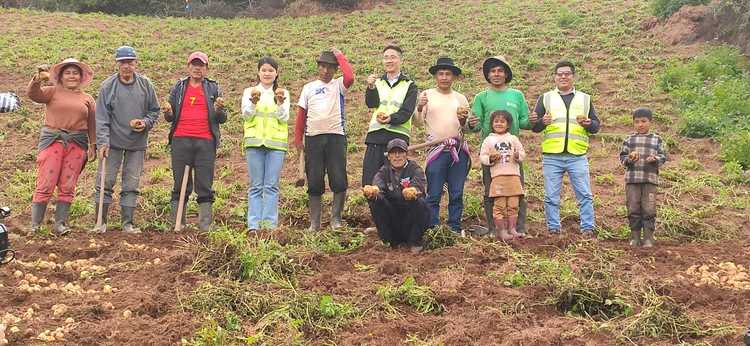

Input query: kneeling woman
[241,57,290,231]
[363,139,431,253]
[27,59,96,235]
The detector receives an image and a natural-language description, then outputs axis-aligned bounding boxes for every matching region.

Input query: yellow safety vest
[243,87,288,151]
[367,79,413,138]
[541,89,591,155]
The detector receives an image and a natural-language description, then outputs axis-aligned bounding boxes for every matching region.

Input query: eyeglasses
[555,72,573,77]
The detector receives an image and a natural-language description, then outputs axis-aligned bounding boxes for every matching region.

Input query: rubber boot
[53,202,72,236]
[629,228,641,247]
[198,202,212,232]
[482,198,495,237]
[508,215,524,239]
[121,206,141,234]
[170,201,187,230]
[308,195,322,231]
[30,202,47,234]
[494,217,513,241]
[331,192,346,229]
[642,228,655,248]
[90,203,109,233]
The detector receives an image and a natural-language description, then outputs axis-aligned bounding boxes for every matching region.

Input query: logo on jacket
[400,177,411,188]
[495,141,513,163]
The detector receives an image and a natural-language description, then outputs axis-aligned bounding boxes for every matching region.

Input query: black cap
[386,138,408,152]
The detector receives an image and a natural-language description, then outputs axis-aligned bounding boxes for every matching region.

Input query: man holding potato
[363,139,430,253]
[362,45,418,187]
[93,46,160,234]
[415,57,471,233]
[531,60,600,236]
[163,51,227,231]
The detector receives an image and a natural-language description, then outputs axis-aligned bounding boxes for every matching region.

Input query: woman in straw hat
[26,58,96,235]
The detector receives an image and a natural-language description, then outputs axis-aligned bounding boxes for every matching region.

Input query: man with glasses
[530,60,601,236]
[363,45,418,186]
[93,46,160,234]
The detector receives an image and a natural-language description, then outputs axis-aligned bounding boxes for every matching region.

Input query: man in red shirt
[163,51,227,231]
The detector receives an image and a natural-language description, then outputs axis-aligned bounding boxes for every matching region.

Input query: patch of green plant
[462,193,483,221]
[187,228,304,287]
[377,276,444,315]
[659,46,750,167]
[651,0,709,19]
[619,285,734,342]
[181,280,274,321]
[721,161,750,184]
[253,292,360,339]
[300,227,365,254]
[184,318,240,346]
[556,286,632,321]
[557,7,581,28]
[507,251,575,288]
[423,225,466,250]
[501,271,527,288]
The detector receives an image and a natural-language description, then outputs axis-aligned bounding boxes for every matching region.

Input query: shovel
[174,165,190,231]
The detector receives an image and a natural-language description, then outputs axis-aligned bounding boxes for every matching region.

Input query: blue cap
[115,46,137,61]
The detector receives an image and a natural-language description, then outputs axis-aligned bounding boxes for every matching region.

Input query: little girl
[479,110,526,241]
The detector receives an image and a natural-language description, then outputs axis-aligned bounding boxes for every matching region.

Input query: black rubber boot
[642,228,655,248]
[30,202,47,233]
[331,192,346,229]
[121,206,141,233]
[198,202,212,232]
[308,195,322,231]
[629,228,641,247]
[53,202,71,236]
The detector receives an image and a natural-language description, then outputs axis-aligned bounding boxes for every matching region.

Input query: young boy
[619,108,667,247]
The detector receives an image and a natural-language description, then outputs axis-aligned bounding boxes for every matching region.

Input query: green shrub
[377,276,444,315]
[660,46,750,166]
[651,0,709,19]
[720,131,750,169]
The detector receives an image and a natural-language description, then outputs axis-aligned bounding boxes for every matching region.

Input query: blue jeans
[246,147,286,229]
[425,150,469,232]
[542,154,595,232]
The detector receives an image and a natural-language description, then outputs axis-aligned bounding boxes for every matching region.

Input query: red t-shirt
[173,84,212,140]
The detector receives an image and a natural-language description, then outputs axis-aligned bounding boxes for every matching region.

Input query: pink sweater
[479,133,526,177]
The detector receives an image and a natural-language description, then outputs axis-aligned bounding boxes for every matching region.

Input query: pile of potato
[685,261,750,290]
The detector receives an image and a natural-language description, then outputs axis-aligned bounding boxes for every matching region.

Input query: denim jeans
[425,150,469,232]
[94,148,144,208]
[246,147,286,229]
[542,154,595,231]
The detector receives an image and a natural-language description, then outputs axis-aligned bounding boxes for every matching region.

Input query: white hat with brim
[50,58,94,87]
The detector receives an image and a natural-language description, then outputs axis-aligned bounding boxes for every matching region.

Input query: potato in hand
[362,185,380,199]
[402,187,419,200]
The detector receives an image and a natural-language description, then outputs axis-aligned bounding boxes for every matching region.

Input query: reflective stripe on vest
[541,90,591,155]
[243,89,288,151]
[367,79,412,138]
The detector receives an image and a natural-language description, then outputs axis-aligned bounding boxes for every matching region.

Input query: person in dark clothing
[363,139,431,253]
[162,51,227,231]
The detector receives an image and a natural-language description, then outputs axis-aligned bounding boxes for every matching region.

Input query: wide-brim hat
[316,50,339,66]
[50,58,94,87]
[428,57,462,76]
[482,56,513,83]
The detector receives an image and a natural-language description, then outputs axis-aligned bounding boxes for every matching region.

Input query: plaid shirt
[619,133,667,185]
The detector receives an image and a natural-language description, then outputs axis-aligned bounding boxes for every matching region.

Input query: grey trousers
[94,148,145,208]
[170,137,216,204]
[626,183,657,232]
